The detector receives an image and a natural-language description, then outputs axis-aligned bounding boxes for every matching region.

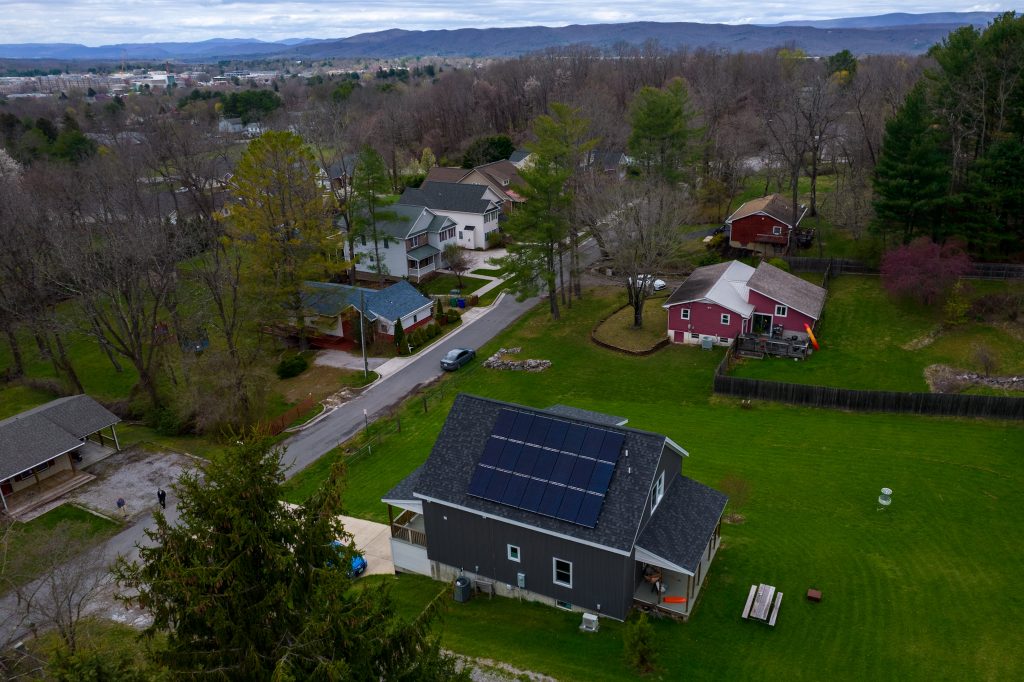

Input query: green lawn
[730,275,1024,392]
[470,266,509,277]
[419,273,489,296]
[591,300,668,352]
[281,286,1024,681]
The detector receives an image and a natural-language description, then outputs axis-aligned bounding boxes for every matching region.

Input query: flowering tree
[880,238,972,306]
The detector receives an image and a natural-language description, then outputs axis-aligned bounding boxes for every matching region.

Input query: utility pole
[359,288,368,378]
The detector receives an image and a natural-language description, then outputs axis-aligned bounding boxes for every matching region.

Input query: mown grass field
[284,286,1024,681]
[730,275,1024,392]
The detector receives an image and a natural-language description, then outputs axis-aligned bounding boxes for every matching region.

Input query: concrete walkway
[340,515,394,577]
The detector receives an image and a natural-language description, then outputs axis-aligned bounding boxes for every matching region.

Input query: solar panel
[543,419,569,450]
[531,448,557,480]
[480,438,504,466]
[581,427,606,457]
[527,415,551,445]
[467,466,492,497]
[538,483,565,517]
[576,493,603,527]
[568,457,596,489]
[587,461,615,494]
[549,453,576,485]
[492,409,517,438]
[597,431,625,463]
[501,473,529,507]
[520,478,547,512]
[556,488,585,522]
[497,440,523,471]
[509,411,535,441]
[561,424,588,453]
[484,470,511,500]
[516,444,542,477]
[467,408,624,528]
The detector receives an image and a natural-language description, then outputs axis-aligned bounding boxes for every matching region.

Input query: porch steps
[6,472,96,520]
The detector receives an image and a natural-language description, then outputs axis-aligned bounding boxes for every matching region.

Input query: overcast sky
[0,1,1017,45]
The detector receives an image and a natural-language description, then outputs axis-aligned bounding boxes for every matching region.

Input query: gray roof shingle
[405,394,670,553]
[636,476,727,573]
[0,395,119,481]
[545,404,628,427]
[399,182,496,215]
[302,280,432,324]
[747,262,827,319]
[664,261,732,306]
[383,464,423,502]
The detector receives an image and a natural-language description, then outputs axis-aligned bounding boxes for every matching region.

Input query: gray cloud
[0,1,1015,45]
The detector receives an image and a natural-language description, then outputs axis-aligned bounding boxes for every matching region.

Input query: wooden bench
[741,584,757,619]
[472,577,495,599]
[768,592,783,627]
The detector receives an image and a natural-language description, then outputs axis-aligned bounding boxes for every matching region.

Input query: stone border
[590,303,671,357]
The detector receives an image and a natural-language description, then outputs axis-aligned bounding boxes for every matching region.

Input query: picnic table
[742,583,784,626]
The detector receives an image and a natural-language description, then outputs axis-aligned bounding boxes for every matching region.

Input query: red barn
[727,194,806,257]
[664,260,826,357]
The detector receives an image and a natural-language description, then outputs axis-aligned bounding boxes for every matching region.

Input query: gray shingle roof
[664,261,732,306]
[0,395,119,481]
[636,476,727,573]
[374,204,436,239]
[403,394,670,553]
[399,182,495,215]
[545,404,628,427]
[728,193,801,227]
[407,244,440,260]
[383,464,423,502]
[302,280,432,324]
[509,149,531,164]
[747,262,827,320]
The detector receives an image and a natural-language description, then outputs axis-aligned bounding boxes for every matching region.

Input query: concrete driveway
[340,514,394,577]
[315,350,388,371]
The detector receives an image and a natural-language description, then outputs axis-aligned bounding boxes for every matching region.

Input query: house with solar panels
[382,394,728,621]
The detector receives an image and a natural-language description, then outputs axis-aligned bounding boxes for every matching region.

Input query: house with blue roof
[302,280,434,344]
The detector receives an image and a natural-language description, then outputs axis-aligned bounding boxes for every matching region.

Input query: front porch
[634,522,722,620]
[390,508,427,547]
[407,246,441,282]
[386,504,430,575]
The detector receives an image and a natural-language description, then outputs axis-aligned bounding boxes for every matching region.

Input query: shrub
[149,406,188,436]
[428,323,441,338]
[767,257,790,273]
[624,612,656,673]
[447,308,461,321]
[696,251,722,267]
[275,354,309,379]
[880,238,972,306]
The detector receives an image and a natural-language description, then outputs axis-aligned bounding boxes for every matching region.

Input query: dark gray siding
[635,445,683,532]
[423,500,636,619]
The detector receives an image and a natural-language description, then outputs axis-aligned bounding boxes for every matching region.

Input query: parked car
[630,274,667,292]
[441,347,475,371]
[330,540,368,577]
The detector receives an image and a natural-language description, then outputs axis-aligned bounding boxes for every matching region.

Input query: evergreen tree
[114,439,466,681]
[627,78,699,184]
[393,316,405,354]
[871,84,950,246]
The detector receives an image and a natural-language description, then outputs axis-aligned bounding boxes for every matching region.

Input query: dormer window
[651,471,665,513]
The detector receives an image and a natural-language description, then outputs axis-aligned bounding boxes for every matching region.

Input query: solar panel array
[467,408,625,528]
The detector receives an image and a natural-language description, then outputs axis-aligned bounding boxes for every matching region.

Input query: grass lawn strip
[284,286,1024,681]
[418,273,490,296]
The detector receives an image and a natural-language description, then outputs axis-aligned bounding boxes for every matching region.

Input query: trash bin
[457,298,466,308]
[454,576,472,602]
[449,296,458,307]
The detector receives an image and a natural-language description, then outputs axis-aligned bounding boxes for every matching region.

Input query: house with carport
[382,395,727,621]
[0,395,120,516]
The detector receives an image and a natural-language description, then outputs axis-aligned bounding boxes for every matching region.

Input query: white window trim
[775,304,788,317]
[553,557,572,588]
[772,225,782,236]
[690,332,699,339]
[652,471,665,512]
[507,544,521,562]
[680,308,690,320]
[720,313,731,325]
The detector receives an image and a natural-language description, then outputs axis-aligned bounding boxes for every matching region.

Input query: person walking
[157,488,166,510]
[116,497,126,518]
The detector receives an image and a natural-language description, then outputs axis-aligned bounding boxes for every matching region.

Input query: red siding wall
[746,290,817,334]
[378,314,433,342]
[666,301,745,343]
[729,214,790,248]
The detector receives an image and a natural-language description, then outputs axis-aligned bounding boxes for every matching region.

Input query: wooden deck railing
[390,523,427,547]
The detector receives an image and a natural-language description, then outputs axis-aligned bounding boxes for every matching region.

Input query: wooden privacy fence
[260,394,319,436]
[783,257,1024,280]
[714,352,1023,420]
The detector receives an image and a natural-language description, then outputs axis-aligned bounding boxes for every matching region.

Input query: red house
[663,261,826,357]
[727,194,806,257]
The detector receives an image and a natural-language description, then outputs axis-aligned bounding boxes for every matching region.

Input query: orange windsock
[804,323,819,350]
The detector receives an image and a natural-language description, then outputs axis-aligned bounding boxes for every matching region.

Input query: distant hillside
[0,12,1001,61]
[775,11,1002,29]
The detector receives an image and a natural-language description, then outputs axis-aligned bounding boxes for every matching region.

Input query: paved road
[279,291,538,475]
